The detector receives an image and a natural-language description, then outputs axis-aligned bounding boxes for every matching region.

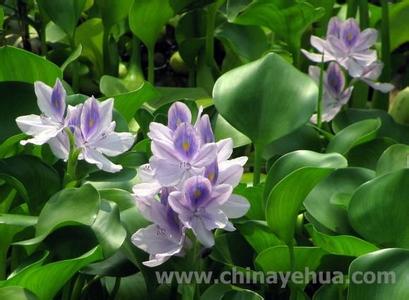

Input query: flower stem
[347,0,358,18]
[64,129,80,187]
[372,0,391,110]
[253,144,263,186]
[316,55,325,129]
[69,37,79,92]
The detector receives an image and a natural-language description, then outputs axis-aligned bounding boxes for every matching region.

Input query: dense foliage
[1,0,409,299]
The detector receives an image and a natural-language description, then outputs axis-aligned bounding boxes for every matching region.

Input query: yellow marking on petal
[182,141,190,152]
[194,189,201,198]
[347,32,353,41]
[207,172,215,182]
[88,118,95,128]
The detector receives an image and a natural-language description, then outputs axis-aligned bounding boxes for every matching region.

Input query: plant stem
[64,129,80,187]
[69,38,80,92]
[316,55,325,129]
[128,36,144,81]
[347,0,358,18]
[110,277,121,299]
[147,46,155,84]
[253,144,263,186]
[70,274,85,300]
[373,0,391,110]
[205,2,217,68]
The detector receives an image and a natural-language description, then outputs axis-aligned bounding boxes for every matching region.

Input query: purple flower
[302,17,378,77]
[67,97,135,172]
[168,176,234,247]
[309,62,353,123]
[16,79,66,146]
[354,61,394,93]
[132,101,249,265]
[149,122,217,186]
[132,188,188,267]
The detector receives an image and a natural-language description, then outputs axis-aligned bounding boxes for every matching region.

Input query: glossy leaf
[96,0,133,30]
[37,0,86,36]
[304,168,375,234]
[264,150,349,201]
[326,119,381,155]
[389,1,409,50]
[0,155,61,214]
[348,249,409,299]
[255,246,327,276]
[237,221,283,253]
[16,184,100,245]
[213,53,317,146]
[214,114,251,148]
[306,225,378,257]
[349,169,409,248]
[129,0,174,50]
[0,247,103,299]
[0,47,61,85]
[376,144,409,176]
[266,151,347,244]
[0,287,37,300]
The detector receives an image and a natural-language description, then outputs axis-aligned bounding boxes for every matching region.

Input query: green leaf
[16,184,100,245]
[332,108,409,144]
[91,200,127,257]
[37,0,86,37]
[255,246,327,277]
[265,151,347,244]
[61,44,82,72]
[213,53,317,146]
[389,1,409,51]
[326,119,381,155]
[0,287,37,300]
[75,18,104,77]
[112,82,160,122]
[0,47,62,85]
[234,185,264,220]
[214,114,251,148]
[376,144,409,176]
[304,168,375,234]
[232,1,325,53]
[96,0,133,30]
[348,248,409,299]
[264,150,349,202]
[129,0,174,50]
[306,225,378,257]
[389,87,409,125]
[0,247,103,300]
[215,22,268,62]
[348,169,409,248]
[237,221,283,253]
[0,155,61,214]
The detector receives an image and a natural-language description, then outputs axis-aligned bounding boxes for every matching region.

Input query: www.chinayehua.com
[155,267,396,288]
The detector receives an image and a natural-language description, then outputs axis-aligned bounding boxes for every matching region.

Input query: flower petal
[48,132,70,160]
[190,217,214,248]
[192,143,217,167]
[34,81,53,117]
[216,138,233,162]
[94,131,135,156]
[50,79,66,121]
[150,157,185,186]
[168,102,192,130]
[16,115,61,145]
[355,28,378,52]
[220,194,250,218]
[148,122,173,143]
[82,147,122,173]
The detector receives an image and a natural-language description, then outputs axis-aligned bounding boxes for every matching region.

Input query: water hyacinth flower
[66,97,135,172]
[16,80,135,173]
[309,62,353,123]
[302,17,378,77]
[16,79,67,146]
[132,188,188,267]
[149,121,218,186]
[132,101,249,266]
[355,61,394,93]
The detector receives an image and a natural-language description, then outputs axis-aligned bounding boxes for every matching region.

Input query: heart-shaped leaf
[326,119,381,155]
[304,167,375,234]
[348,248,409,299]
[348,169,409,248]
[213,53,317,146]
[376,144,409,176]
